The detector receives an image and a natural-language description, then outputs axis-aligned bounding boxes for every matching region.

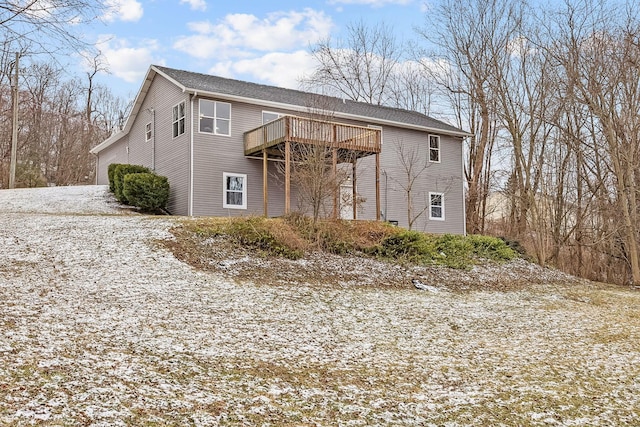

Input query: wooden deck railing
[244,116,381,157]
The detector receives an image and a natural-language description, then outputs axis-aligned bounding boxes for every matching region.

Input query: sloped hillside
[1,186,639,426]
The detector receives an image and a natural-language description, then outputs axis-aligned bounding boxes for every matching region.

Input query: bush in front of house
[107,163,123,193]
[113,164,151,204]
[122,172,170,212]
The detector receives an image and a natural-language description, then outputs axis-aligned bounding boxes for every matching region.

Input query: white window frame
[145,122,152,142]
[199,100,231,136]
[262,111,283,124]
[429,134,441,163]
[172,102,185,138]
[223,172,247,209]
[429,192,445,221]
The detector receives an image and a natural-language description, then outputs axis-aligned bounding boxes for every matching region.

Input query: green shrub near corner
[107,163,123,193]
[122,172,170,212]
[113,164,151,204]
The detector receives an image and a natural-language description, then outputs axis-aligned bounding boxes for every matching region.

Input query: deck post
[263,149,268,217]
[285,139,291,215]
[332,147,338,219]
[352,159,357,220]
[375,152,380,221]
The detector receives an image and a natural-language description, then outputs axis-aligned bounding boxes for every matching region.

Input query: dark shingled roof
[154,65,468,136]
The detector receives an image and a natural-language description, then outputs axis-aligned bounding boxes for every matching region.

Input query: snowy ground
[1,185,640,426]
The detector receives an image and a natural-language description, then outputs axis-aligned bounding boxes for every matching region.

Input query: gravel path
[1,186,639,426]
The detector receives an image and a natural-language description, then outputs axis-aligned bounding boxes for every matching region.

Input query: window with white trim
[172,102,185,138]
[262,111,283,124]
[223,172,247,209]
[200,100,231,135]
[145,122,152,142]
[429,192,444,220]
[429,134,440,163]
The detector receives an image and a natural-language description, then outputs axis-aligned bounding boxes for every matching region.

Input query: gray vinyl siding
[95,135,129,185]
[95,75,191,215]
[146,80,190,216]
[190,97,465,234]
[192,100,311,217]
[356,127,465,234]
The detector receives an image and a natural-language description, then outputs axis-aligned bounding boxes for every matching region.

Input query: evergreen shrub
[122,172,170,212]
[113,164,151,203]
[107,163,123,193]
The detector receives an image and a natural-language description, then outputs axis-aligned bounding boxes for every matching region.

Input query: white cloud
[213,50,317,89]
[180,0,206,11]
[328,0,413,7]
[173,8,333,60]
[97,36,163,83]
[103,0,143,22]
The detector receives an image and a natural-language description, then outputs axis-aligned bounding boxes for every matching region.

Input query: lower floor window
[429,192,444,220]
[223,172,247,209]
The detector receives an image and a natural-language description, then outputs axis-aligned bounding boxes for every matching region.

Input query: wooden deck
[244,115,381,220]
[244,115,381,161]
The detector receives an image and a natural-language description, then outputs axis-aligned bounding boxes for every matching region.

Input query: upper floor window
[262,111,282,124]
[145,122,152,141]
[429,192,445,220]
[429,134,440,163]
[200,100,231,136]
[173,102,185,138]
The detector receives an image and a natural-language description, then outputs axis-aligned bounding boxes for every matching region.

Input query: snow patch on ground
[1,185,639,426]
[0,185,128,215]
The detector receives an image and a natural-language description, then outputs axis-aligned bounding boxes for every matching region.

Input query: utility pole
[8,52,19,189]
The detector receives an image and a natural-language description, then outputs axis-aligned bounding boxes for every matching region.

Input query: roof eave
[181,87,471,138]
[90,130,126,154]
[91,66,164,155]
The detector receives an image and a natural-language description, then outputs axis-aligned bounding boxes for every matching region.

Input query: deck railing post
[352,159,357,220]
[285,139,291,215]
[263,149,268,217]
[333,147,338,219]
[375,152,380,221]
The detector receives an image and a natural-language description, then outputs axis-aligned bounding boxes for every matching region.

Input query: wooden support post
[263,149,268,217]
[332,147,338,219]
[352,159,357,220]
[285,140,291,214]
[375,152,380,221]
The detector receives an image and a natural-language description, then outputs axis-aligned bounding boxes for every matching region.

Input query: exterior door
[340,185,354,220]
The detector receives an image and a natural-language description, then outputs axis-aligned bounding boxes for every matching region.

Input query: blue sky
[81,0,430,99]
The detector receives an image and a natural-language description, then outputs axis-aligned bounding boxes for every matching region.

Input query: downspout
[93,153,98,185]
[151,108,155,170]
[461,136,467,236]
[189,92,197,216]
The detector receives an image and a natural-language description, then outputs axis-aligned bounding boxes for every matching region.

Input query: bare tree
[303,20,403,106]
[417,0,512,234]
[386,59,437,116]
[273,96,362,224]
[0,57,128,188]
[546,0,640,283]
[0,0,106,55]
[389,139,432,230]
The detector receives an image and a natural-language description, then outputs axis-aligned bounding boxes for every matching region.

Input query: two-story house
[91,65,470,233]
